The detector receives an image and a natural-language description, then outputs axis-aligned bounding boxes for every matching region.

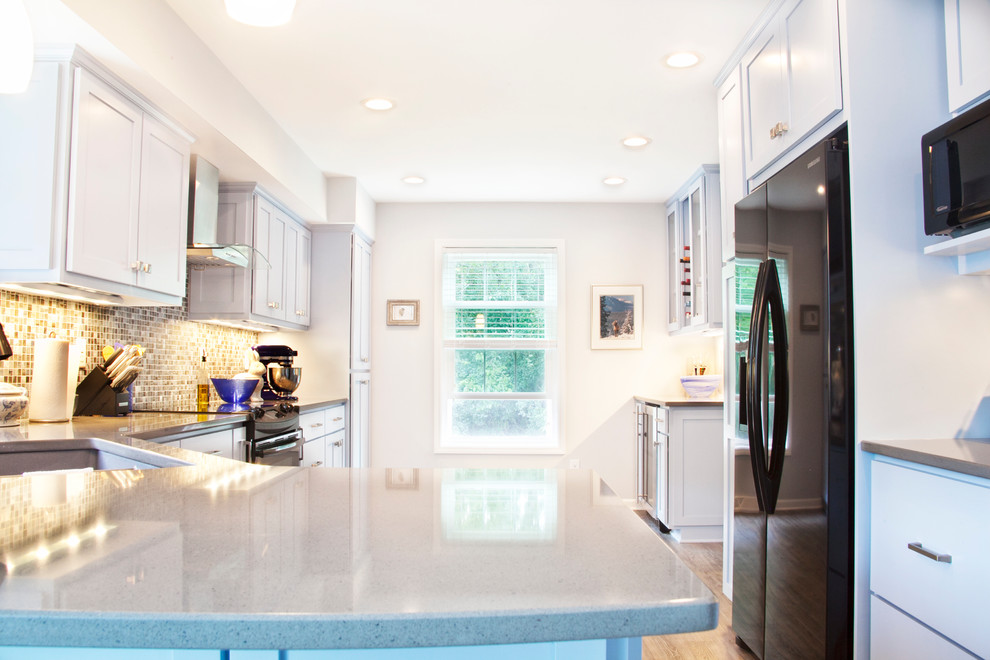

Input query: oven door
[251,428,303,466]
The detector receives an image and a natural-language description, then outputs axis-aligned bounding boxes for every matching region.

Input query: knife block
[74,368,129,416]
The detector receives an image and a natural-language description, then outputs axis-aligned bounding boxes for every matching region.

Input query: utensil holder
[74,368,129,416]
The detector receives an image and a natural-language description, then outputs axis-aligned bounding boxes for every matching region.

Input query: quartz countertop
[635,395,723,408]
[0,457,717,649]
[863,437,990,480]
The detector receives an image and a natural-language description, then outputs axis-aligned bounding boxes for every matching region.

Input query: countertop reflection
[0,459,716,650]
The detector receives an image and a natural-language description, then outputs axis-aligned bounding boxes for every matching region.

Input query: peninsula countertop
[0,423,717,651]
[863,437,990,480]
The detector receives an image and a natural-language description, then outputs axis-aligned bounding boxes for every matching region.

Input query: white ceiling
[158,0,766,204]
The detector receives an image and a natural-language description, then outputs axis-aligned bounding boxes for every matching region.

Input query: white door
[252,196,286,320]
[136,115,190,296]
[350,236,372,370]
[66,69,142,285]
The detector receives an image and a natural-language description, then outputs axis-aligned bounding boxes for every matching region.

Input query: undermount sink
[0,438,193,477]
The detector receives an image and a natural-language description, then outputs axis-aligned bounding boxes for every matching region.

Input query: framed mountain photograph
[591,285,643,349]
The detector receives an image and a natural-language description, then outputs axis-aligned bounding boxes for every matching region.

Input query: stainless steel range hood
[187,156,268,270]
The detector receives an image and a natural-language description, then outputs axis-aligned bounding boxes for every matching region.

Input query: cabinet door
[666,205,683,332]
[780,0,842,151]
[350,373,370,468]
[66,68,142,285]
[302,437,326,468]
[291,227,312,325]
[667,411,723,528]
[717,66,746,264]
[350,236,372,370]
[252,196,286,320]
[945,0,990,112]
[327,429,346,467]
[741,21,786,174]
[283,220,299,323]
[136,115,190,296]
[871,595,974,660]
[687,182,708,328]
[180,429,234,459]
[0,61,60,270]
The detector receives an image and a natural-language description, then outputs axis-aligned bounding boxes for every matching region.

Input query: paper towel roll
[29,338,69,422]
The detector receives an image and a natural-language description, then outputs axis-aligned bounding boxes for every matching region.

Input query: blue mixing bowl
[211,377,259,404]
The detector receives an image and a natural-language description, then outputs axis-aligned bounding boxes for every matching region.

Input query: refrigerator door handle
[746,261,771,513]
[738,356,747,426]
[763,259,790,515]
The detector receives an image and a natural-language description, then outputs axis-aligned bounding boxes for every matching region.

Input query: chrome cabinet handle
[331,416,343,422]
[312,461,323,467]
[333,440,342,447]
[908,541,952,564]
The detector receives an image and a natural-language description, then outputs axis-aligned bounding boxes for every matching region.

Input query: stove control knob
[278,402,294,415]
[251,408,265,420]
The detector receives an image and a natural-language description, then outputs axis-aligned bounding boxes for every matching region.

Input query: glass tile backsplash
[0,288,260,410]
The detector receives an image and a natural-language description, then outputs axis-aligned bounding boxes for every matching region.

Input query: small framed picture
[387,300,420,326]
[591,285,643,349]
[799,304,821,333]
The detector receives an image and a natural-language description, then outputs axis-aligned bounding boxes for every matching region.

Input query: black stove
[136,399,302,466]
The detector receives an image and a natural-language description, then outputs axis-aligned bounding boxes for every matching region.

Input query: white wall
[370,202,718,499]
[840,0,990,656]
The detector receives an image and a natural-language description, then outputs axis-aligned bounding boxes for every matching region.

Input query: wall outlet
[568,458,580,469]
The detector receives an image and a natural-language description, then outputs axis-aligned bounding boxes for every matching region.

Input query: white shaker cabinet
[0,48,192,306]
[299,404,347,468]
[666,166,722,335]
[187,184,311,330]
[350,235,373,371]
[944,0,990,112]
[717,65,746,264]
[740,0,842,176]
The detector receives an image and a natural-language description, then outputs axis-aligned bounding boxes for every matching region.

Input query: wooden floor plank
[636,511,757,660]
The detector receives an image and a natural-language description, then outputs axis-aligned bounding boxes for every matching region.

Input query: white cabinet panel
[350,236,372,370]
[350,374,371,468]
[136,115,190,297]
[303,437,326,468]
[871,459,990,658]
[326,429,346,468]
[945,0,990,112]
[741,0,841,175]
[291,228,312,325]
[66,68,142,286]
[870,596,972,660]
[300,409,326,442]
[253,196,287,321]
[179,429,234,460]
[717,66,746,264]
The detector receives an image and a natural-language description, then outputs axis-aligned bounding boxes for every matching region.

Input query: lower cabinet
[870,457,990,658]
[178,428,236,460]
[299,403,347,468]
[637,401,723,542]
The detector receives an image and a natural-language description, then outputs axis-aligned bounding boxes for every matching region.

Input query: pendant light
[225,0,296,27]
[0,0,34,94]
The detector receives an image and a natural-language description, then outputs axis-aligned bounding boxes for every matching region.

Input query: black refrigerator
[731,126,854,659]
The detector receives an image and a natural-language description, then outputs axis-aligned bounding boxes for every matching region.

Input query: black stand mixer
[254,345,302,400]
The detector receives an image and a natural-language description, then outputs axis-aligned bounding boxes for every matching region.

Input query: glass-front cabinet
[666,165,723,335]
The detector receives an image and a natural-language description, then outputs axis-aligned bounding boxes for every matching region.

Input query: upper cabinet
[740,0,842,176]
[666,166,722,335]
[187,183,312,330]
[350,235,372,370]
[0,47,192,305]
[717,65,746,264]
[944,0,990,113]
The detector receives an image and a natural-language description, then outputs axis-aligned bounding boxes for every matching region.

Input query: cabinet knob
[268,301,276,309]
[296,310,305,316]
[142,263,152,273]
[332,417,343,422]
[770,121,790,139]
[312,461,323,467]
[131,261,143,271]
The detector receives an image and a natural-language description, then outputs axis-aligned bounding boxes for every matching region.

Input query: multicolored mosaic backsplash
[0,288,260,410]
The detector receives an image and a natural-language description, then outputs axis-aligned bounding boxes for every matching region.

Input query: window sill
[434,447,566,456]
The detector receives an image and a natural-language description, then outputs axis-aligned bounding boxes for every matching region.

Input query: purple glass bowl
[211,378,259,404]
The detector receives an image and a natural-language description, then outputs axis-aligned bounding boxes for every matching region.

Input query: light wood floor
[636,512,758,660]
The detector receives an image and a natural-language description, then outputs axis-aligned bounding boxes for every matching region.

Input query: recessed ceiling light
[664,52,701,69]
[622,136,651,148]
[362,98,395,111]
[225,0,296,27]
[402,176,425,185]
[603,176,626,186]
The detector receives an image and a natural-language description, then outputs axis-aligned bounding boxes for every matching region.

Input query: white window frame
[434,239,566,454]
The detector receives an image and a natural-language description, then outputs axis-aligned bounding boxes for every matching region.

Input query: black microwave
[922,95,990,236]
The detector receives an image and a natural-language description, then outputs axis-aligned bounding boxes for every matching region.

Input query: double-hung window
[436,241,564,453]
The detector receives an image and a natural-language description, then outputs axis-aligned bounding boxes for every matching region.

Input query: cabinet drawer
[179,429,233,459]
[871,460,990,657]
[299,410,326,441]
[870,595,973,660]
[325,405,345,433]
